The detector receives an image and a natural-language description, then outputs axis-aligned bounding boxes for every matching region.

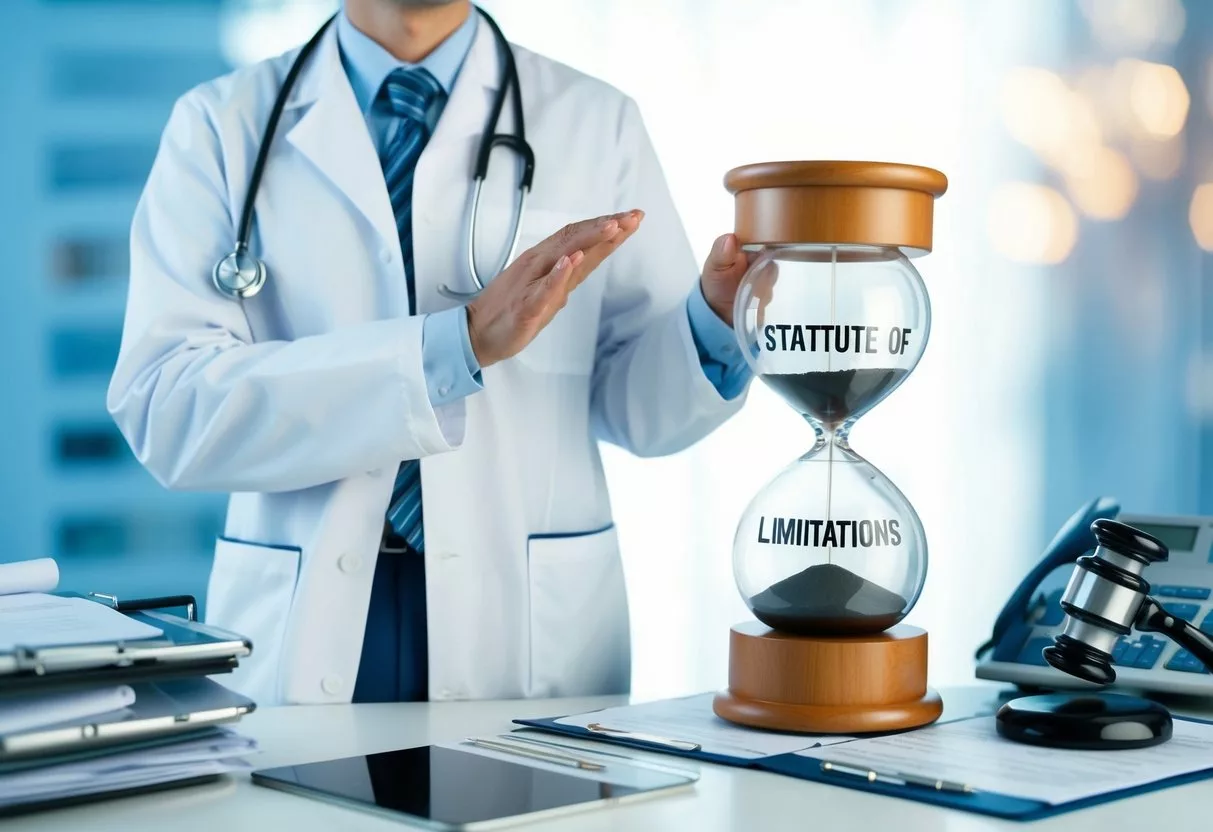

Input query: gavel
[1044,519,1213,684]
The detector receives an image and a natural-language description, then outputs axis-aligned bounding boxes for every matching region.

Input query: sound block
[996,693,1172,749]
[712,620,942,734]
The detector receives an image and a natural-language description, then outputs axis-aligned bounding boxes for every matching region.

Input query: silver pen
[463,737,606,771]
[585,723,702,751]
[506,733,644,761]
[820,760,977,794]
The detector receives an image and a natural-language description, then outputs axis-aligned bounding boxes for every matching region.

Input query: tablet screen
[253,744,691,829]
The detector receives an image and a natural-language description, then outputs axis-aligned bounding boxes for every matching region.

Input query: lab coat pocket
[527,524,630,698]
[205,537,301,700]
[511,208,602,375]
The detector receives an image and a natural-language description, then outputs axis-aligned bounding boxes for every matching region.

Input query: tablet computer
[252,741,697,830]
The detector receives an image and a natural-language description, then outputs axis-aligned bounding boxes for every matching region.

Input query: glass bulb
[731,244,931,636]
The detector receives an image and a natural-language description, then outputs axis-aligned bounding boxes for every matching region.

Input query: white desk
[6,685,1212,831]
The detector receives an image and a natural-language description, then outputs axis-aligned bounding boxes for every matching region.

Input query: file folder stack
[0,559,259,815]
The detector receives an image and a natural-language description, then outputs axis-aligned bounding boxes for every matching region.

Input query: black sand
[762,368,908,425]
[749,562,908,635]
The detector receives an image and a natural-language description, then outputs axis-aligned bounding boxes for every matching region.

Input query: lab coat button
[321,674,343,695]
[338,552,362,574]
[379,248,393,264]
[438,384,451,397]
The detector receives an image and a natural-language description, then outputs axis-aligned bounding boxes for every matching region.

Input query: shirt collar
[337,6,479,114]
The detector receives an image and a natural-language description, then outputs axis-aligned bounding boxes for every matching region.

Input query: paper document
[797,715,1213,805]
[0,593,163,651]
[0,685,136,736]
[0,728,258,809]
[0,560,58,597]
[555,693,855,759]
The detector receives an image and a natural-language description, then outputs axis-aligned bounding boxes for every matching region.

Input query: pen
[463,737,606,771]
[585,723,702,752]
[507,733,644,761]
[819,760,977,794]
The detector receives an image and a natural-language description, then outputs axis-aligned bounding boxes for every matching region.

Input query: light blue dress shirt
[336,10,750,405]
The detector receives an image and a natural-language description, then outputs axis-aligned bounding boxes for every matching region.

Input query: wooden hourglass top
[724,161,948,255]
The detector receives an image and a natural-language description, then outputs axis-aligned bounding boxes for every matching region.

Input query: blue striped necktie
[381,67,443,554]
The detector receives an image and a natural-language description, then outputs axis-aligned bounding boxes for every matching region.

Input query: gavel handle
[1137,596,1213,673]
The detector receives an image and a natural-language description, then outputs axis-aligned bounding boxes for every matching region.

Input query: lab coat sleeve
[589,97,749,457]
[107,95,460,493]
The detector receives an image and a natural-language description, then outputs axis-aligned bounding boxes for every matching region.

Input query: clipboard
[514,707,1213,821]
[755,739,1213,821]
[0,676,255,762]
[0,594,251,695]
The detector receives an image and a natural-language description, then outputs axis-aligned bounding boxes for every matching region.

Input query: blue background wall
[0,0,231,609]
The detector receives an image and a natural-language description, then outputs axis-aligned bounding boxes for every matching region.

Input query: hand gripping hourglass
[712,161,948,734]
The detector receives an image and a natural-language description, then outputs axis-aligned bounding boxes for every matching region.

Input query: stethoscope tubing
[213,5,531,303]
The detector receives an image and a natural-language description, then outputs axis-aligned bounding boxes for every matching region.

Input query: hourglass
[712,161,948,734]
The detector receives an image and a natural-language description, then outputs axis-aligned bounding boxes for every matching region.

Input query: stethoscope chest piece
[213,249,267,299]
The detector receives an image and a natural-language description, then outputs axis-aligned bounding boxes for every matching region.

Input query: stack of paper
[0,559,59,596]
[0,728,258,811]
[0,594,163,651]
[0,686,136,735]
[0,558,258,813]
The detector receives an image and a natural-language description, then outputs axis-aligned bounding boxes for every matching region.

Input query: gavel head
[1043,519,1168,685]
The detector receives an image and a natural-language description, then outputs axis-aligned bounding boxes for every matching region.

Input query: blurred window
[49,51,228,101]
[54,423,129,466]
[50,326,122,378]
[52,237,128,284]
[56,509,225,558]
[49,142,157,191]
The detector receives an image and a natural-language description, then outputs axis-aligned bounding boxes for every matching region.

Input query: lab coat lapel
[285,26,398,253]
[412,17,502,311]
[432,16,501,143]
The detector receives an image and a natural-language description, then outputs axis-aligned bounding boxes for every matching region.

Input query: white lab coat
[108,19,746,706]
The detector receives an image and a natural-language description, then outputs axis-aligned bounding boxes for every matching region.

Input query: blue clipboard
[512,714,1213,821]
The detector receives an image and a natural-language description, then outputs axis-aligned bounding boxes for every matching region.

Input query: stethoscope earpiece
[212,249,267,300]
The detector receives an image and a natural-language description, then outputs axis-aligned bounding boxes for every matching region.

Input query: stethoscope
[212,6,534,303]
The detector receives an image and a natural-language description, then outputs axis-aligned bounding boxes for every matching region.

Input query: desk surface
[6,685,1212,831]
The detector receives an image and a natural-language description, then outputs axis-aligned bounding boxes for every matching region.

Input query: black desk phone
[975,497,1213,697]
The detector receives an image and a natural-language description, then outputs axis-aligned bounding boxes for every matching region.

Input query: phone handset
[974,496,1121,659]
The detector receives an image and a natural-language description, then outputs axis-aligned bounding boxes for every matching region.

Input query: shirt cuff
[686,283,751,401]
[422,306,484,408]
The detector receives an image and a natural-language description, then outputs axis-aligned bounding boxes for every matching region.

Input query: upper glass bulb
[733,244,930,432]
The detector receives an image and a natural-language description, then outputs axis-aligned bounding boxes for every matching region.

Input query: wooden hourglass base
[712,620,942,734]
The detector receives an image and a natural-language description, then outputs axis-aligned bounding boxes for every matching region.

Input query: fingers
[529,211,637,272]
[529,249,584,312]
[704,233,748,278]
[567,209,644,290]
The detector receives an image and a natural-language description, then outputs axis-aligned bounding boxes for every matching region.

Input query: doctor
[108,0,753,706]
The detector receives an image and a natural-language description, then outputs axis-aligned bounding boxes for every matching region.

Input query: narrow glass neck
[809,420,853,453]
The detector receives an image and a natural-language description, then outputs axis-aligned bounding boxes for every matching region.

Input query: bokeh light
[1064,146,1138,220]
[1188,183,1213,251]
[1000,67,1101,172]
[1130,133,1184,180]
[1126,60,1189,138]
[988,183,1078,264]
[1079,0,1185,52]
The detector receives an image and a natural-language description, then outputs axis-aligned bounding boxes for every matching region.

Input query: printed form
[798,715,1213,804]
